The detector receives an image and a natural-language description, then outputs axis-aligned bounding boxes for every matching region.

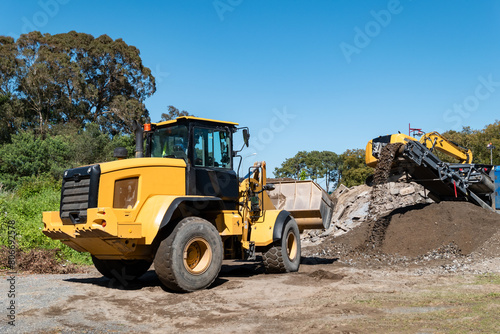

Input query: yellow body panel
[366,134,414,167]
[237,162,283,248]
[43,207,150,260]
[249,210,282,247]
[43,158,187,257]
[365,141,376,167]
[99,157,186,174]
[135,195,223,244]
[215,211,243,236]
[43,208,117,239]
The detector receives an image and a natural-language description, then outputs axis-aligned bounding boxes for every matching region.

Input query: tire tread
[154,217,222,292]
[262,217,301,274]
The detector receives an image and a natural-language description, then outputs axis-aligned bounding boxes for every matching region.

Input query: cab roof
[153,116,239,128]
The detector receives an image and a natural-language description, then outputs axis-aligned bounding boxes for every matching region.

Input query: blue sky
[2,0,500,186]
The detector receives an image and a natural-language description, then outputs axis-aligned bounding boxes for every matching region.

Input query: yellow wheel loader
[43,116,333,292]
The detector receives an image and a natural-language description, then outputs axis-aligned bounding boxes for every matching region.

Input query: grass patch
[475,273,500,285]
[0,177,91,267]
[347,281,500,333]
[355,298,383,307]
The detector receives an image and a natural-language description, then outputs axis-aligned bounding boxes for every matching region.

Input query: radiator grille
[59,165,100,224]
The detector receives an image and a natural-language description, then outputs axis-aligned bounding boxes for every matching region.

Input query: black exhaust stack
[133,120,144,158]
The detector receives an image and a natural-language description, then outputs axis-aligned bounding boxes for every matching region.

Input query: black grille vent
[60,165,100,224]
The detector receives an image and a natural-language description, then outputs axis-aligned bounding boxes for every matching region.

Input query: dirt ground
[1,202,499,333]
[1,256,499,334]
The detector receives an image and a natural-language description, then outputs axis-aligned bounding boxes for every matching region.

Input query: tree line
[273,149,371,191]
[442,121,500,165]
[0,31,155,142]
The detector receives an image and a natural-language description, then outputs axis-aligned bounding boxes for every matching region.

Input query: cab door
[189,126,239,208]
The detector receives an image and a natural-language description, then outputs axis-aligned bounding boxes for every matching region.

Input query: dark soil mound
[305,201,500,266]
[379,201,500,257]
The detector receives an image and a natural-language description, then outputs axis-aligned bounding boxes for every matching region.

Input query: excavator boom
[419,131,472,164]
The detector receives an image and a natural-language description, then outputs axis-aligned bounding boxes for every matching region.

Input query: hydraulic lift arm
[419,132,473,164]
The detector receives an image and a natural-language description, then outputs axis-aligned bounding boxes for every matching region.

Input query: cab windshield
[151,125,188,160]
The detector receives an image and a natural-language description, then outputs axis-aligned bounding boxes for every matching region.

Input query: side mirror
[243,129,250,147]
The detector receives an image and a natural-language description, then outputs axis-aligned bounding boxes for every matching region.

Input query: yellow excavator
[366,131,499,212]
[43,117,333,292]
[366,131,472,167]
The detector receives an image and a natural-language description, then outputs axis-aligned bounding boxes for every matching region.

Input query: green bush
[0,131,72,190]
[0,127,136,191]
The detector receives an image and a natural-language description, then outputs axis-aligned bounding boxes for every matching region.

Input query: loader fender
[136,196,223,245]
[158,196,224,230]
[272,210,292,242]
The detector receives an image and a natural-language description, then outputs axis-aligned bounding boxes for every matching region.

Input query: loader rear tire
[154,217,223,292]
[91,256,152,281]
[263,217,301,273]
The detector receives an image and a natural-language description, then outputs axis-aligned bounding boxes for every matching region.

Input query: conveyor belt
[402,140,495,211]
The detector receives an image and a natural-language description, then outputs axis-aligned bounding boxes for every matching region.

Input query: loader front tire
[263,217,301,273]
[91,256,152,281]
[154,217,223,292]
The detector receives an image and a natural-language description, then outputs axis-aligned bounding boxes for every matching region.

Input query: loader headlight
[113,177,138,209]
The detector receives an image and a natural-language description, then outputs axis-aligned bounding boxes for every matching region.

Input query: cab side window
[194,128,231,168]
[151,125,188,160]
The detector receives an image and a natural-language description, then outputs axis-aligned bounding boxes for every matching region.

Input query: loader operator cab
[145,116,240,209]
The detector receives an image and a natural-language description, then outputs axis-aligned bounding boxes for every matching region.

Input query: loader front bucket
[268,180,333,231]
